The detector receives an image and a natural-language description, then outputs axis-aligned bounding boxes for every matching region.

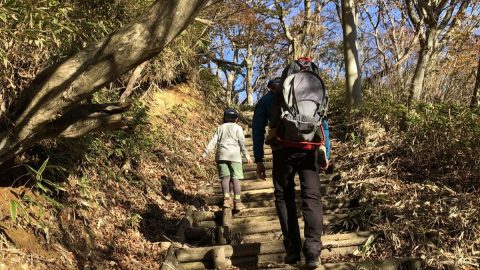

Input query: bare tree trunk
[471,56,480,109]
[225,46,238,106]
[226,71,234,106]
[0,0,210,166]
[274,0,312,61]
[245,44,254,106]
[409,47,429,102]
[405,0,469,104]
[291,39,299,61]
[409,30,436,104]
[226,48,239,106]
[341,0,362,114]
[292,39,308,60]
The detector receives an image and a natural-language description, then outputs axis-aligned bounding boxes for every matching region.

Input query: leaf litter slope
[331,118,480,269]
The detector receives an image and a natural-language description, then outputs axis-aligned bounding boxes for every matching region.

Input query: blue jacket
[252,91,331,163]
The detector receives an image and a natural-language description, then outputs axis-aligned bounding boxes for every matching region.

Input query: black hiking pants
[272,147,323,260]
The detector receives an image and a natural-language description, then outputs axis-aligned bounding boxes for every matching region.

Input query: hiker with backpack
[202,108,252,211]
[252,57,331,268]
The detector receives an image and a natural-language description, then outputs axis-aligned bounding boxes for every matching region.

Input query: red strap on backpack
[298,56,312,62]
[275,127,326,151]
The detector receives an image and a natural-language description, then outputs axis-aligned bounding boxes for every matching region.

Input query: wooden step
[227,216,350,235]
[205,173,338,193]
[203,195,358,209]
[193,207,354,224]
[246,149,272,157]
[237,229,364,244]
[187,208,359,242]
[204,188,339,208]
[232,212,349,226]
[177,232,371,263]
[202,191,356,207]
[257,258,422,270]
[177,244,371,269]
[208,228,332,244]
[230,246,357,265]
[246,147,272,155]
[231,206,353,218]
[244,140,256,147]
[196,212,350,229]
[243,170,273,180]
[242,161,273,172]
[242,168,337,180]
[206,186,338,201]
[248,197,355,209]
[179,257,422,270]
[242,154,272,163]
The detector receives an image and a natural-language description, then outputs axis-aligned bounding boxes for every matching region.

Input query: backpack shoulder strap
[270,92,282,128]
[310,62,321,75]
[280,60,301,82]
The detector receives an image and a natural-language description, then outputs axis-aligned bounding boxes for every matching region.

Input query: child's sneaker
[223,196,233,208]
[234,199,246,211]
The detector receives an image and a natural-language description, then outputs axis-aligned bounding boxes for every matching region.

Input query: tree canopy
[0,0,479,164]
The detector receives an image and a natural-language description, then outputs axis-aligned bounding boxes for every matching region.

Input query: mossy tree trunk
[0,0,210,166]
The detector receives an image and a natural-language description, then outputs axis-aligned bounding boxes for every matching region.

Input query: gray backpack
[276,59,328,149]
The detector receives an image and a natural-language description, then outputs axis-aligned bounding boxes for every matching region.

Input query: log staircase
[161,111,422,270]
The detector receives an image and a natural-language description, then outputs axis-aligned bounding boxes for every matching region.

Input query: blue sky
[210,0,480,104]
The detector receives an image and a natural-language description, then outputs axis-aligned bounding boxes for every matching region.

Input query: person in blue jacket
[252,77,331,269]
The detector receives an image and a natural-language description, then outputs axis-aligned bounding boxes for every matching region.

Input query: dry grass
[331,117,480,269]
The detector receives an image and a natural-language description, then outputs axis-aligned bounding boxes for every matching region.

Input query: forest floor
[0,83,479,269]
[328,116,480,269]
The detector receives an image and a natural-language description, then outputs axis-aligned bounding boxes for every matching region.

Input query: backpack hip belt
[275,127,325,151]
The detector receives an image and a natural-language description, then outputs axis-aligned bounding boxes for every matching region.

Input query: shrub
[355,97,480,189]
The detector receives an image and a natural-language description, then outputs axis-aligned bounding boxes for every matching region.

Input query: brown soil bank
[0,82,223,269]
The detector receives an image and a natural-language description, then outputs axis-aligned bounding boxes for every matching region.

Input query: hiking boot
[317,145,328,170]
[283,238,302,264]
[234,199,246,211]
[223,197,233,208]
[305,256,321,269]
[283,253,301,264]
